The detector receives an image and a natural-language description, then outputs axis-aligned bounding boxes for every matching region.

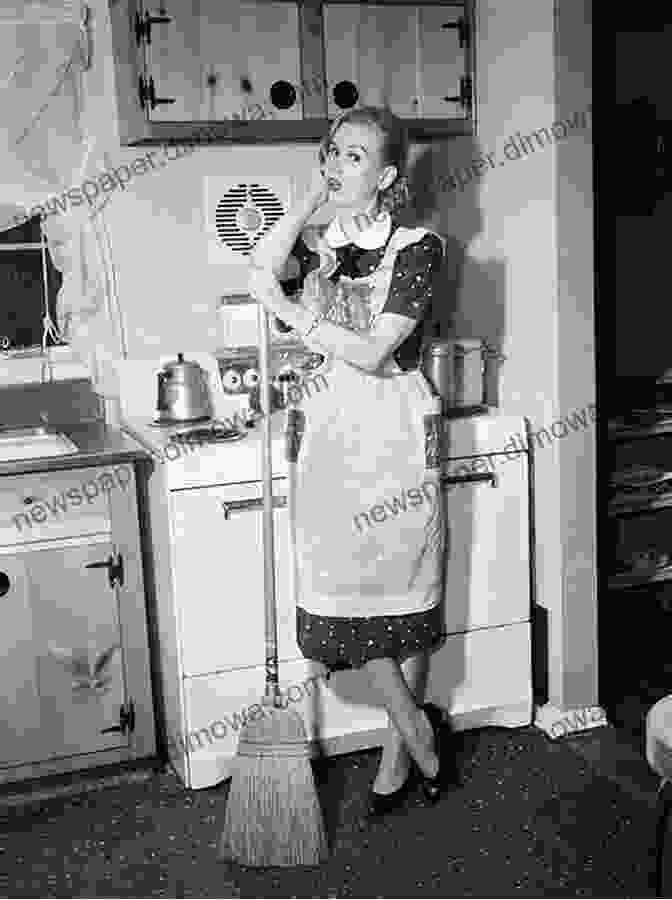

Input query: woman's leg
[364,655,438,786]
[372,651,430,793]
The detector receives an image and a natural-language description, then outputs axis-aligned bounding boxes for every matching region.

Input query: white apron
[291,222,445,619]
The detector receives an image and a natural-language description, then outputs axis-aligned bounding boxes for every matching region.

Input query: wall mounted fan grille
[215,183,285,257]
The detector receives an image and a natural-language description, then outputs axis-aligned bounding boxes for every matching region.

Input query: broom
[219,303,328,868]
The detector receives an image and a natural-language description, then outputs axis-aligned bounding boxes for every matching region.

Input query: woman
[248,106,448,816]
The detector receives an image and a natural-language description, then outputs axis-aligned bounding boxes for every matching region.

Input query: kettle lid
[164,352,199,369]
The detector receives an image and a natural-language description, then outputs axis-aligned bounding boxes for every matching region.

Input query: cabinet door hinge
[441,16,471,50]
[85,553,124,590]
[101,700,136,736]
[443,76,472,115]
[135,9,172,47]
[138,74,176,112]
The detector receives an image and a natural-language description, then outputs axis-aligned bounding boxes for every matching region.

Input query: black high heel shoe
[418,702,453,805]
[366,769,417,818]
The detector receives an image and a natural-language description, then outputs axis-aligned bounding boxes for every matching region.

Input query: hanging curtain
[0,0,127,392]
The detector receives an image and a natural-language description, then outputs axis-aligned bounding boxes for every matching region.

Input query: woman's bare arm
[249,266,416,373]
[249,172,329,276]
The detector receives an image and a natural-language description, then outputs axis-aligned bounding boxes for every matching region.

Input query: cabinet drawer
[0,466,125,546]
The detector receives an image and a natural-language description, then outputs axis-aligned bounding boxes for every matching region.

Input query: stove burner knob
[222,368,242,392]
[243,367,259,389]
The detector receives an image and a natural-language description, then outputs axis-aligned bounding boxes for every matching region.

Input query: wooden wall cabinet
[109,0,476,145]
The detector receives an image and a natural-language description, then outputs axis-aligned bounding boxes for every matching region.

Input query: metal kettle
[156,353,214,422]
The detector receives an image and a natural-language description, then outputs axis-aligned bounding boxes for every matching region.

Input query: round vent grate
[215,183,285,257]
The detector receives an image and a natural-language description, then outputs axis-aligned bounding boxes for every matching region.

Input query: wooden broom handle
[257,303,280,703]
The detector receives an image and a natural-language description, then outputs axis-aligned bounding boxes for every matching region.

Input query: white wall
[554,0,596,707]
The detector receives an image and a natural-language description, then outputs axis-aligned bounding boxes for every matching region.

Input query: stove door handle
[220,495,287,520]
[440,471,498,489]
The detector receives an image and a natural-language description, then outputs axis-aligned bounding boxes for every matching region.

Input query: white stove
[114,355,288,489]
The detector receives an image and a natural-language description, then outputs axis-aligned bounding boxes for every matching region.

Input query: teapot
[156,353,214,422]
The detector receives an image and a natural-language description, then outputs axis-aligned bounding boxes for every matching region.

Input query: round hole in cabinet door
[270,80,297,110]
[0,572,10,598]
[333,81,359,109]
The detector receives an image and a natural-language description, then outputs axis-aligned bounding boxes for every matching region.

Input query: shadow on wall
[395,134,508,713]
[401,135,508,410]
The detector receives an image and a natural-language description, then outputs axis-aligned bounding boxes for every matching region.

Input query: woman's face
[322,121,397,216]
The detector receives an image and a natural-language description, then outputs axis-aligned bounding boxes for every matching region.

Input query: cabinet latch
[135,9,172,46]
[101,701,135,736]
[443,76,473,115]
[85,553,124,590]
[138,74,176,112]
[441,16,471,49]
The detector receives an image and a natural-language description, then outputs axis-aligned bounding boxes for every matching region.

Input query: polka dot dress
[296,604,445,674]
[282,216,446,672]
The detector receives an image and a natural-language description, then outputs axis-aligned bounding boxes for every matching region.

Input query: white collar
[324,211,392,250]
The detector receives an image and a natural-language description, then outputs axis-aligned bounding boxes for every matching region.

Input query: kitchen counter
[0,421,152,478]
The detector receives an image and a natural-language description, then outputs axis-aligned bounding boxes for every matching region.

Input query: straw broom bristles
[219,700,328,867]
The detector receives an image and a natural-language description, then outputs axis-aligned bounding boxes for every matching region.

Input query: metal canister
[421,338,494,412]
[421,339,459,411]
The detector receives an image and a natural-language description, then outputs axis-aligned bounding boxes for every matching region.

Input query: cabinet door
[142,0,202,122]
[0,554,43,767]
[25,539,127,761]
[145,0,302,122]
[324,2,468,120]
[417,4,469,119]
[442,451,530,632]
[324,3,415,117]
[170,478,294,676]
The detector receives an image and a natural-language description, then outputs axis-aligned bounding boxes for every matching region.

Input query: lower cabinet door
[23,538,127,761]
[442,451,530,632]
[0,553,43,767]
[170,478,294,676]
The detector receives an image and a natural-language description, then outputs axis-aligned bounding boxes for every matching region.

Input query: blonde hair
[318,106,410,217]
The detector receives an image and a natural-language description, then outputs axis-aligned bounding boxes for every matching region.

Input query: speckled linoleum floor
[0,725,663,898]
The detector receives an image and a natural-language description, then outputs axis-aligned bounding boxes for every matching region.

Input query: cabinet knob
[0,572,9,598]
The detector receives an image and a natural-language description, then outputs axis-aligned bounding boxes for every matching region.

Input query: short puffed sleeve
[279,228,321,292]
[381,233,444,320]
